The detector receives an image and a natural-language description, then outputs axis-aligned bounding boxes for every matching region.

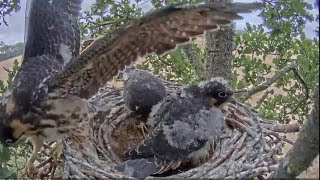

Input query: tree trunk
[205,0,234,81]
[182,43,206,80]
[271,84,319,178]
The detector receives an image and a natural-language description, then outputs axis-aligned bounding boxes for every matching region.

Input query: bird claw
[137,122,149,138]
[22,136,44,178]
[50,141,64,165]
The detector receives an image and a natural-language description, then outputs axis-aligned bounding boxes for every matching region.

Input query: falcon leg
[50,140,64,166]
[24,136,44,177]
[137,122,149,138]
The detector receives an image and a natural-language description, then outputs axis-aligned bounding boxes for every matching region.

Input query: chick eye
[218,92,227,98]
[5,139,13,145]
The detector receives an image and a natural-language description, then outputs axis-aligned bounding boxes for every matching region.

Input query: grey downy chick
[115,77,233,179]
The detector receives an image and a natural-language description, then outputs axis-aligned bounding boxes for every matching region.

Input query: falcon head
[0,125,18,146]
[198,77,233,106]
[0,93,25,146]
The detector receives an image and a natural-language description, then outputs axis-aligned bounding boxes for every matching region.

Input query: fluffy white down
[163,107,223,150]
[198,76,230,88]
[210,77,230,87]
[59,43,72,66]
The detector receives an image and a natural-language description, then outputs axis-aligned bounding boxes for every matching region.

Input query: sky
[0,0,318,45]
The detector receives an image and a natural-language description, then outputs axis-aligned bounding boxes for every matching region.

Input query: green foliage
[0,0,21,26]
[79,0,145,38]
[0,141,30,179]
[139,46,200,84]
[0,59,20,93]
[0,42,24,62]
[233,0,318,124]
[80,0,318,125]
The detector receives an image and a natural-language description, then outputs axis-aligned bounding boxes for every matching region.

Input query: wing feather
[24,0,81,64]
[7,0,82,113]
[48,2,261,99]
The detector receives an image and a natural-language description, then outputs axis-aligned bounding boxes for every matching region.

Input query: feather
[47,2,262,99]
[115,158,160,179]
[116,78,233,178]
[24,0,81,64]
[123,69,166,115]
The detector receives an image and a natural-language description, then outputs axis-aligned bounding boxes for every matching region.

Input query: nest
[28,83,300,179]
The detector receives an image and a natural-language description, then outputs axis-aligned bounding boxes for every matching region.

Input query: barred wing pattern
[24,0,81,64]
[48,2,261,99]
[9,0,82,113]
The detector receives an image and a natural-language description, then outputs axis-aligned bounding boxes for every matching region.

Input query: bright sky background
[0,0,318,45]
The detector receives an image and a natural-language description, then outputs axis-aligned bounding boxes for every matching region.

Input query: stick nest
[29,83,300,179]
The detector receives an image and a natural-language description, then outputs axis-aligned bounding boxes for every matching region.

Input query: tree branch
[238,62,297,100]
[270,84,319,178]
[254,89,274,109]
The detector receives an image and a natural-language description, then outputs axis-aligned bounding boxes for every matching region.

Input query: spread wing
[47,2,261,99]
[7,0,82,113]
[24,0,81,64]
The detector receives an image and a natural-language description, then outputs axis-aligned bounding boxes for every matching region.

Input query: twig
[254,89,274,109]
[262,123,300,133]
[264,130,295,145]
[66,156,125,179]
[233,88,249,94]
[284,67,310,115]
[225,117,257,137]
[240,62,297,100]
[227,164,279,179]
[36,157,53,168]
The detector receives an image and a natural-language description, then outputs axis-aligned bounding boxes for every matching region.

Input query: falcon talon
[136,122,149,138]
[50,141,64,165]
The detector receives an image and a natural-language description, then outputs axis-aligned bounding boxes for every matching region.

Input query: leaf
[0,167,17,179]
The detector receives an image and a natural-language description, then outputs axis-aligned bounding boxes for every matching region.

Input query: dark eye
[218,92,228,98]
[5,139,13,145]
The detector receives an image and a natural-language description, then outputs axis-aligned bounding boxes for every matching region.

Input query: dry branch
[235,62,309,101]
[24,81,302,179]
[270,84,319,178]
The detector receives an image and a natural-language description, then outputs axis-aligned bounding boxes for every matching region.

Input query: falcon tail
[115,158,159,179]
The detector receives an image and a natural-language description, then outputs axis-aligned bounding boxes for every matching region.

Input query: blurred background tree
[0,42,24,62]
[0,0,318,178]
[0,0,21,26]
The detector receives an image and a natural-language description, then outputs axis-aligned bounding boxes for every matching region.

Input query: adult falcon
[115,77,233,179]
[1,0,82,175]
[0,0,260,176]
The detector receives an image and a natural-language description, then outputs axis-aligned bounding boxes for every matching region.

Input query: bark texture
[205,0,234,81]
[182,43,206,80]
[271,84,319,179]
